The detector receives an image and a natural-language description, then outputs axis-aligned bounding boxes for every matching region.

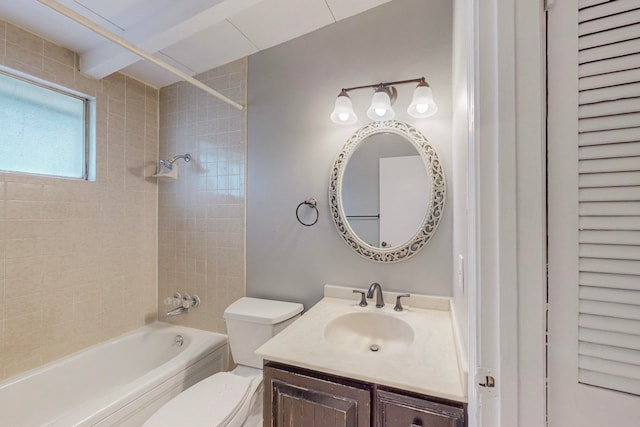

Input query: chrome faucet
[165,306,188,318]
[366,282,385,308]
[164,293,201,318]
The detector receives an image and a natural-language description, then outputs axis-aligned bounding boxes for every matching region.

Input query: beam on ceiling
[79,0,263,80]
[37,0,244,110]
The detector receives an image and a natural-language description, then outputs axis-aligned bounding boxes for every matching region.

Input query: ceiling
[0,0,392,88]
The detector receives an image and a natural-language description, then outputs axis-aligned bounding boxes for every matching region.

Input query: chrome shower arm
[171,154,192,163]
[158,153,192,170]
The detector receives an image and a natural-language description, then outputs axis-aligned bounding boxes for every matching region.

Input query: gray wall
[247,0,454,310]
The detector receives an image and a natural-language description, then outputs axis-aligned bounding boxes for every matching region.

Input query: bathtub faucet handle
[172,293,182,307]
[181,294,192,308]
[180,294,201,309]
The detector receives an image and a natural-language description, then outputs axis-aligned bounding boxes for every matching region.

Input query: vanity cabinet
[264,362,466,427]
[376,389,465,427]
[264,363,371,426]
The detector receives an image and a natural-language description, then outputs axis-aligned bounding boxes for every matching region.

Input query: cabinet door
[376,390,465,427]
[264,365,371,427]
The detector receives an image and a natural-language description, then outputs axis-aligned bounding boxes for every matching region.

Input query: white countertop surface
[255,285,466,403]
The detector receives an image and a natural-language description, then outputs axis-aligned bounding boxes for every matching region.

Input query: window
[0,69,94,180]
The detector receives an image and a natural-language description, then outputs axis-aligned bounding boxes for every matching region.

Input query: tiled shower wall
[0,21,159,380]
[158,59,246,333]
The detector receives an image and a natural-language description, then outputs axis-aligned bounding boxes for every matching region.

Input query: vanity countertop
[255,285,466,403]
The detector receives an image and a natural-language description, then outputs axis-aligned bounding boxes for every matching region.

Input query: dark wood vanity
[264,362,467,427]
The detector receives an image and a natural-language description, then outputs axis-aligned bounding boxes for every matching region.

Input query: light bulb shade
[408,83,438,118]
[330,91,357,124]
[367,89,395,121]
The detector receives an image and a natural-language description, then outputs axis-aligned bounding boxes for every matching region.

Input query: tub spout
[164,306,188,318]
[163,293,201,318]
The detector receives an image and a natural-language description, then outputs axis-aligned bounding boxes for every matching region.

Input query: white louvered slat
[575,4,640,399]
[580,230,640,246]
[579,82,640,104]
[579,356,640,380]
[579,0,610,10]
[579,23,640,50]
[579,112,640,132]
[580,244,640,261]
[580,171,640,187]
[580,300,640,320]
[579,216,640,230]
[580,314,640,335]
[579,142,640,159]
[580,342,640,365]
[579,156,640,173]
[579,186,640,202]
[579,0,640,23]
[578,356,640,389]
[579,128,640,146]
[579,53,640,78]
[579,8,640,37]
[580,286,640,304]
[580,272,640,290]
[579,98,640,119]
[579,39,640,64]
[579,328,640,350]
[579,201,640,215]
[579,370,640,395]
[580,257,640,275]
[579,69,640,91]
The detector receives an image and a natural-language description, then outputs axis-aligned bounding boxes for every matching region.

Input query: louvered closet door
[548,0,640,425]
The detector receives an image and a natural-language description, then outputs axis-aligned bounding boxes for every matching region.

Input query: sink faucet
[366,282,385,308]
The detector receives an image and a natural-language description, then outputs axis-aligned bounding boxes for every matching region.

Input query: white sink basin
[323,312,415,354]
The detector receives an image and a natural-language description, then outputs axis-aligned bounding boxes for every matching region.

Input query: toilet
[144,297,304,427]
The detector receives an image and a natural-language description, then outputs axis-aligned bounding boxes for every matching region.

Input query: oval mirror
[329,121,445,263]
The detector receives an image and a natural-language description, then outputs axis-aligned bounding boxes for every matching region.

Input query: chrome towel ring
[296,198,319,226]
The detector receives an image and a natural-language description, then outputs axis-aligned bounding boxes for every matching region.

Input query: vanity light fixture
[330,77,437,124]
[407,80,438,118]
[366,85,397,121]
[330,90,358,124]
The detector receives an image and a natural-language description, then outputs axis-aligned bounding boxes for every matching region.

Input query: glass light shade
[366,89,395,121]
[408,84,438,118]
[330,91,357,124]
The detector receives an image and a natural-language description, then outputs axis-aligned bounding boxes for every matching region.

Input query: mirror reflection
[341,133,431,248]
[330,120,445,263]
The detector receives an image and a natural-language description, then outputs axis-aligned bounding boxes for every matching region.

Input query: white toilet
[144,297,303,427]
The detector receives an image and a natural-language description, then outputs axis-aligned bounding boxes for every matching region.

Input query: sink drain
[369,344,380,352]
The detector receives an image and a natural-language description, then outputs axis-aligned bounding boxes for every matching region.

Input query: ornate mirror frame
[329,120,445,263]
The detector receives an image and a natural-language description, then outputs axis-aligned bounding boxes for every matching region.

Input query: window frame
[0,67,95,181]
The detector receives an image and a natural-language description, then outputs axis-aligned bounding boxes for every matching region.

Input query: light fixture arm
[340,77,427,93]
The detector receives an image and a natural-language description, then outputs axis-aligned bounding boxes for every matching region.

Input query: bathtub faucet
[165,306,188,318]
[164,293,201,318]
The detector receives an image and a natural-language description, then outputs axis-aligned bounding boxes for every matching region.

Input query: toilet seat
[143,372,262,427]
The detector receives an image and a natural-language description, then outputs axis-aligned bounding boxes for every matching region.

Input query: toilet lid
[144,373,253,427]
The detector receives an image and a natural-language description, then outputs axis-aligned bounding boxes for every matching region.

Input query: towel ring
[296,198,319,227]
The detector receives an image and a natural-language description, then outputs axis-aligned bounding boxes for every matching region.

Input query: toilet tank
[223,297,304,369]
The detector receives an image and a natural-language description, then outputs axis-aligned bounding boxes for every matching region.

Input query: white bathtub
[0,322,228,427]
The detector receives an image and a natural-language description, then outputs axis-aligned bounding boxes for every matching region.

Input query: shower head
[159,153,192,171]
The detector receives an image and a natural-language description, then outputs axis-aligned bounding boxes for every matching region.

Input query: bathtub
[0,322,228,427]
